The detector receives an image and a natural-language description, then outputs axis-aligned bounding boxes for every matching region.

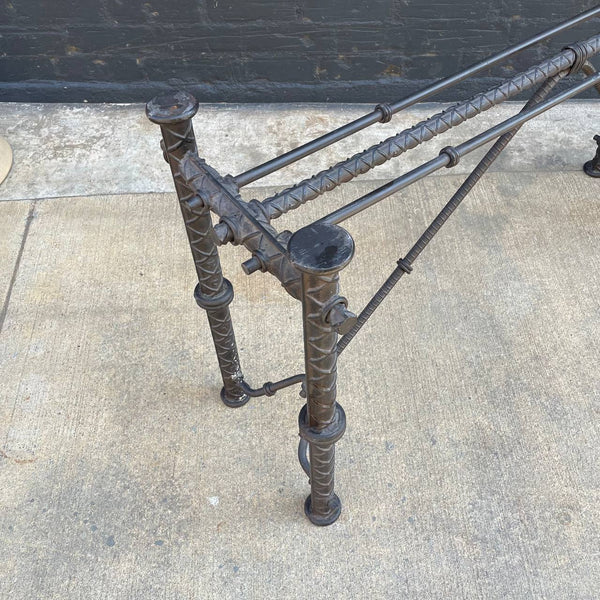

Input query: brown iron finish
[147,20,600,525]
[146,92,250,407]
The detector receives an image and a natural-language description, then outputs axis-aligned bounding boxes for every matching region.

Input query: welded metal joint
[376,103,393,123]
[440,145,461,168]
[563,41,593,74]
[179,152,302,299]
[242,230,293,275]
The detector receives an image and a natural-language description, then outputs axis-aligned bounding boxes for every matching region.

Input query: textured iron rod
[320,71,600,226]
[289,223,355,526]
[146,91,250,408]
[233,6,600,187]
[262,34,600,221]
[336,72,567,355]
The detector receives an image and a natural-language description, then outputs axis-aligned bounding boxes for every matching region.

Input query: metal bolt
[184,195,204,210]
[242,256,263,275]
[214,222,234,245]
[327,303,357,335]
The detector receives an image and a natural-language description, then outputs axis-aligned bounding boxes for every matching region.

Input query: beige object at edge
[0,136,13,185]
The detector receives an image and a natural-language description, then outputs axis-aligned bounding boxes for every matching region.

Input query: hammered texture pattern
[162,122,224,295]
[206,306,244,391]
[180,200,224,297]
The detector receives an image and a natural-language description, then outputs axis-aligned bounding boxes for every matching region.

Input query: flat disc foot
[583,160,600,178]
[304,493,342,526]
[220,387,250,408]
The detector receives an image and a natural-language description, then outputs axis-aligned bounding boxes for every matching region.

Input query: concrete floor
[0,102,599,599]
[0,100,598,201]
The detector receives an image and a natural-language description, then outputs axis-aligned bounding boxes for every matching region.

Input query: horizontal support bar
[240,373,305,398]
[335,72,566,355]
[319,71,600,225]
[261,34,600,220]
[233,6,600,187]
[234,111,381,187]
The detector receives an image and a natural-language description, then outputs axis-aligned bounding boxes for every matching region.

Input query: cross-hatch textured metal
[262,35,600,219]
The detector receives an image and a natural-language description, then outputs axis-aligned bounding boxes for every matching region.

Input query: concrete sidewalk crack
[0,200,36,335]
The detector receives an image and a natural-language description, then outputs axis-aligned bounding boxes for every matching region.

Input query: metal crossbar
[147,8,600,526]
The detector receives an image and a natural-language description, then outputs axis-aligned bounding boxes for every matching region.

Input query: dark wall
[0,0,598,102]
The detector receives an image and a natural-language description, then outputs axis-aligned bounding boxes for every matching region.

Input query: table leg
[146,91,249,407]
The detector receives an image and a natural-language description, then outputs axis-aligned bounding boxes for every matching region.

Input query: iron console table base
[147,8,600,525]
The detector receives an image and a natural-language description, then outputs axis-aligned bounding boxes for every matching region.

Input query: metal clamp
[396,257,413,274]
[194,278,234,310]
[440,145,461,168]
[298,403,346,446]
[376,103,393,123]
[563,41,591,74]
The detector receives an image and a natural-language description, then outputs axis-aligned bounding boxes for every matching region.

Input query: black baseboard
[2,76,597,104]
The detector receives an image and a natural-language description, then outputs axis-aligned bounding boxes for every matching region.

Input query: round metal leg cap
[304,493,342,526]
[583,161,600,178]
[146,90,199,124]
[220,387,250,408]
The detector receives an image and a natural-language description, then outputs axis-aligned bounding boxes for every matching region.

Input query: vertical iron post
[288,223,355,525]
[146,91,249,407]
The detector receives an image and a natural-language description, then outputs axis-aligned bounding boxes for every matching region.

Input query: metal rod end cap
[288,223,354,274]
[146,90,199,124]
